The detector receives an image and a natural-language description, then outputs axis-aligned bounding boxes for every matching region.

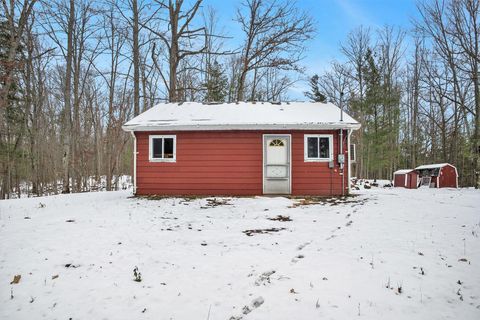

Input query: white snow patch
[394,169,414,175]
[1,188,479,319]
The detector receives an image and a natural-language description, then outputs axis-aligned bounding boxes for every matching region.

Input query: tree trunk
[473,64,480,189]
[169,8,179,103]
[62,0,75,194]
[237,67,248,101]
[132,0,140,116]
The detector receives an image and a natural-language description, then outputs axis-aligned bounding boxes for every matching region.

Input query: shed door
[263,135,291,194]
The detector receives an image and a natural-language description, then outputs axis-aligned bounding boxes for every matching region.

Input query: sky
[205,0,421,99]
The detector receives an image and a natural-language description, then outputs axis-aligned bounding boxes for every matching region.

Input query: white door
[263,135,291,194]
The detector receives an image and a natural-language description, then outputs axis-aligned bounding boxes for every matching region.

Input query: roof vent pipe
[340,92,344,122]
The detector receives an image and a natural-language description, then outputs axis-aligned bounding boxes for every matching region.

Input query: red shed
[393,169,419,189]
[122,102,361,196]
[415,163,458,188]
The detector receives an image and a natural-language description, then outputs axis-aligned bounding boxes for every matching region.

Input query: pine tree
[0,19,27,199]
[304,74,326,102]
[204,61,228,102]
[0,20,23,107]
[361,47,401,179]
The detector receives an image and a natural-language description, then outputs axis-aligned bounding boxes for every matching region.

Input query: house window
[350,144,356,162]
[304,134,333,161]
[149,135,176,162]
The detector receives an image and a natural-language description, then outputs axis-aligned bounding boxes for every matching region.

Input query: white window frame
[304,134,333,162]
[149,135,176,162]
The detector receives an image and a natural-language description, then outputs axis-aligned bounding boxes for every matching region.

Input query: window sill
[149,158,176,163]
[304,158,332,162]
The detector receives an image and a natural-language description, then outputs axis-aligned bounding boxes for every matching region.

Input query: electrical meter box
[338,154,345,164]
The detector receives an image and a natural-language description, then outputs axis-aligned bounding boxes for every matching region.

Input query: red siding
[394,172,418,188]
[394,174,406,187]
[135,130,349,196]
[406,172,419,189]
[439,165,457,188]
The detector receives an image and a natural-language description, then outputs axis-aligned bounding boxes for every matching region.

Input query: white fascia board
[122,122,362,132]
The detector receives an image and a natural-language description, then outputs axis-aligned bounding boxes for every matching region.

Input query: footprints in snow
[291,254,305,263]
[238,199,364,319]
[255,270,276,286]
[325,211,356,240]
[291,241,311,263]
[297,241,311,251]
[229,296,265,320]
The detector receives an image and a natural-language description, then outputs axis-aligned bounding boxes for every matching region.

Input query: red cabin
[393,169,419,189]
[415,163,458,188]
[122,102,361,196]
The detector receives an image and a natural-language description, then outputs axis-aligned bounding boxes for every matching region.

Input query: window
[304,134,333,161]
[149,135,176,162]
[350,144,356,162]
[269,139,285,147]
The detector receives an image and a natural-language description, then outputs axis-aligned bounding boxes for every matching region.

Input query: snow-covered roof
[393,169,414,175]
[415,163,452,170]
[122,101,361,132]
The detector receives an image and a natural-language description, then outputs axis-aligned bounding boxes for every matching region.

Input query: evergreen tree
[361,47,401,179]
[0,19,27,199]
[304,74,327,102]
[204,61,228,102]
[0,20,23,107]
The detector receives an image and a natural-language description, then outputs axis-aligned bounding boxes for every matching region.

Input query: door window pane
[269,139,285,147]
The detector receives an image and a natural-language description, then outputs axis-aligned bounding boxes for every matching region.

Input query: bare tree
[132,0,140,116]
[113,0,145,116]
[318,63,352,106]
[145,0,206,102]
[235,0,314,101]
[450,0,480,188]
[40,0,103,192]
[263,68,295,101]
[416,0,480,187]
[61,0,74,194]
[340,26,371,178]
[405,37,425,168]
[97,3,128,190]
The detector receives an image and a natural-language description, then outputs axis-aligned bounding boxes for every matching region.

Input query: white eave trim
[122,122,361,132]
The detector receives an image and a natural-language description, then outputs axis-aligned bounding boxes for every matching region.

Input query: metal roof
[415,163,451,170]
[393,169,414,175]
[122,101,361,132]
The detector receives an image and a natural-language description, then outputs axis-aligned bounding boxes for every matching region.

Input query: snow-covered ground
[1,188,479,319]
[8,175,132,199]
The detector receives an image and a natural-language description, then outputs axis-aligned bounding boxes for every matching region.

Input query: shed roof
[393,169,414,175]
[122,101,361,132]
[415,163,452,170]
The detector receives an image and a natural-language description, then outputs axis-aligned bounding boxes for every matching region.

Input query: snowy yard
[1,188,479,320]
